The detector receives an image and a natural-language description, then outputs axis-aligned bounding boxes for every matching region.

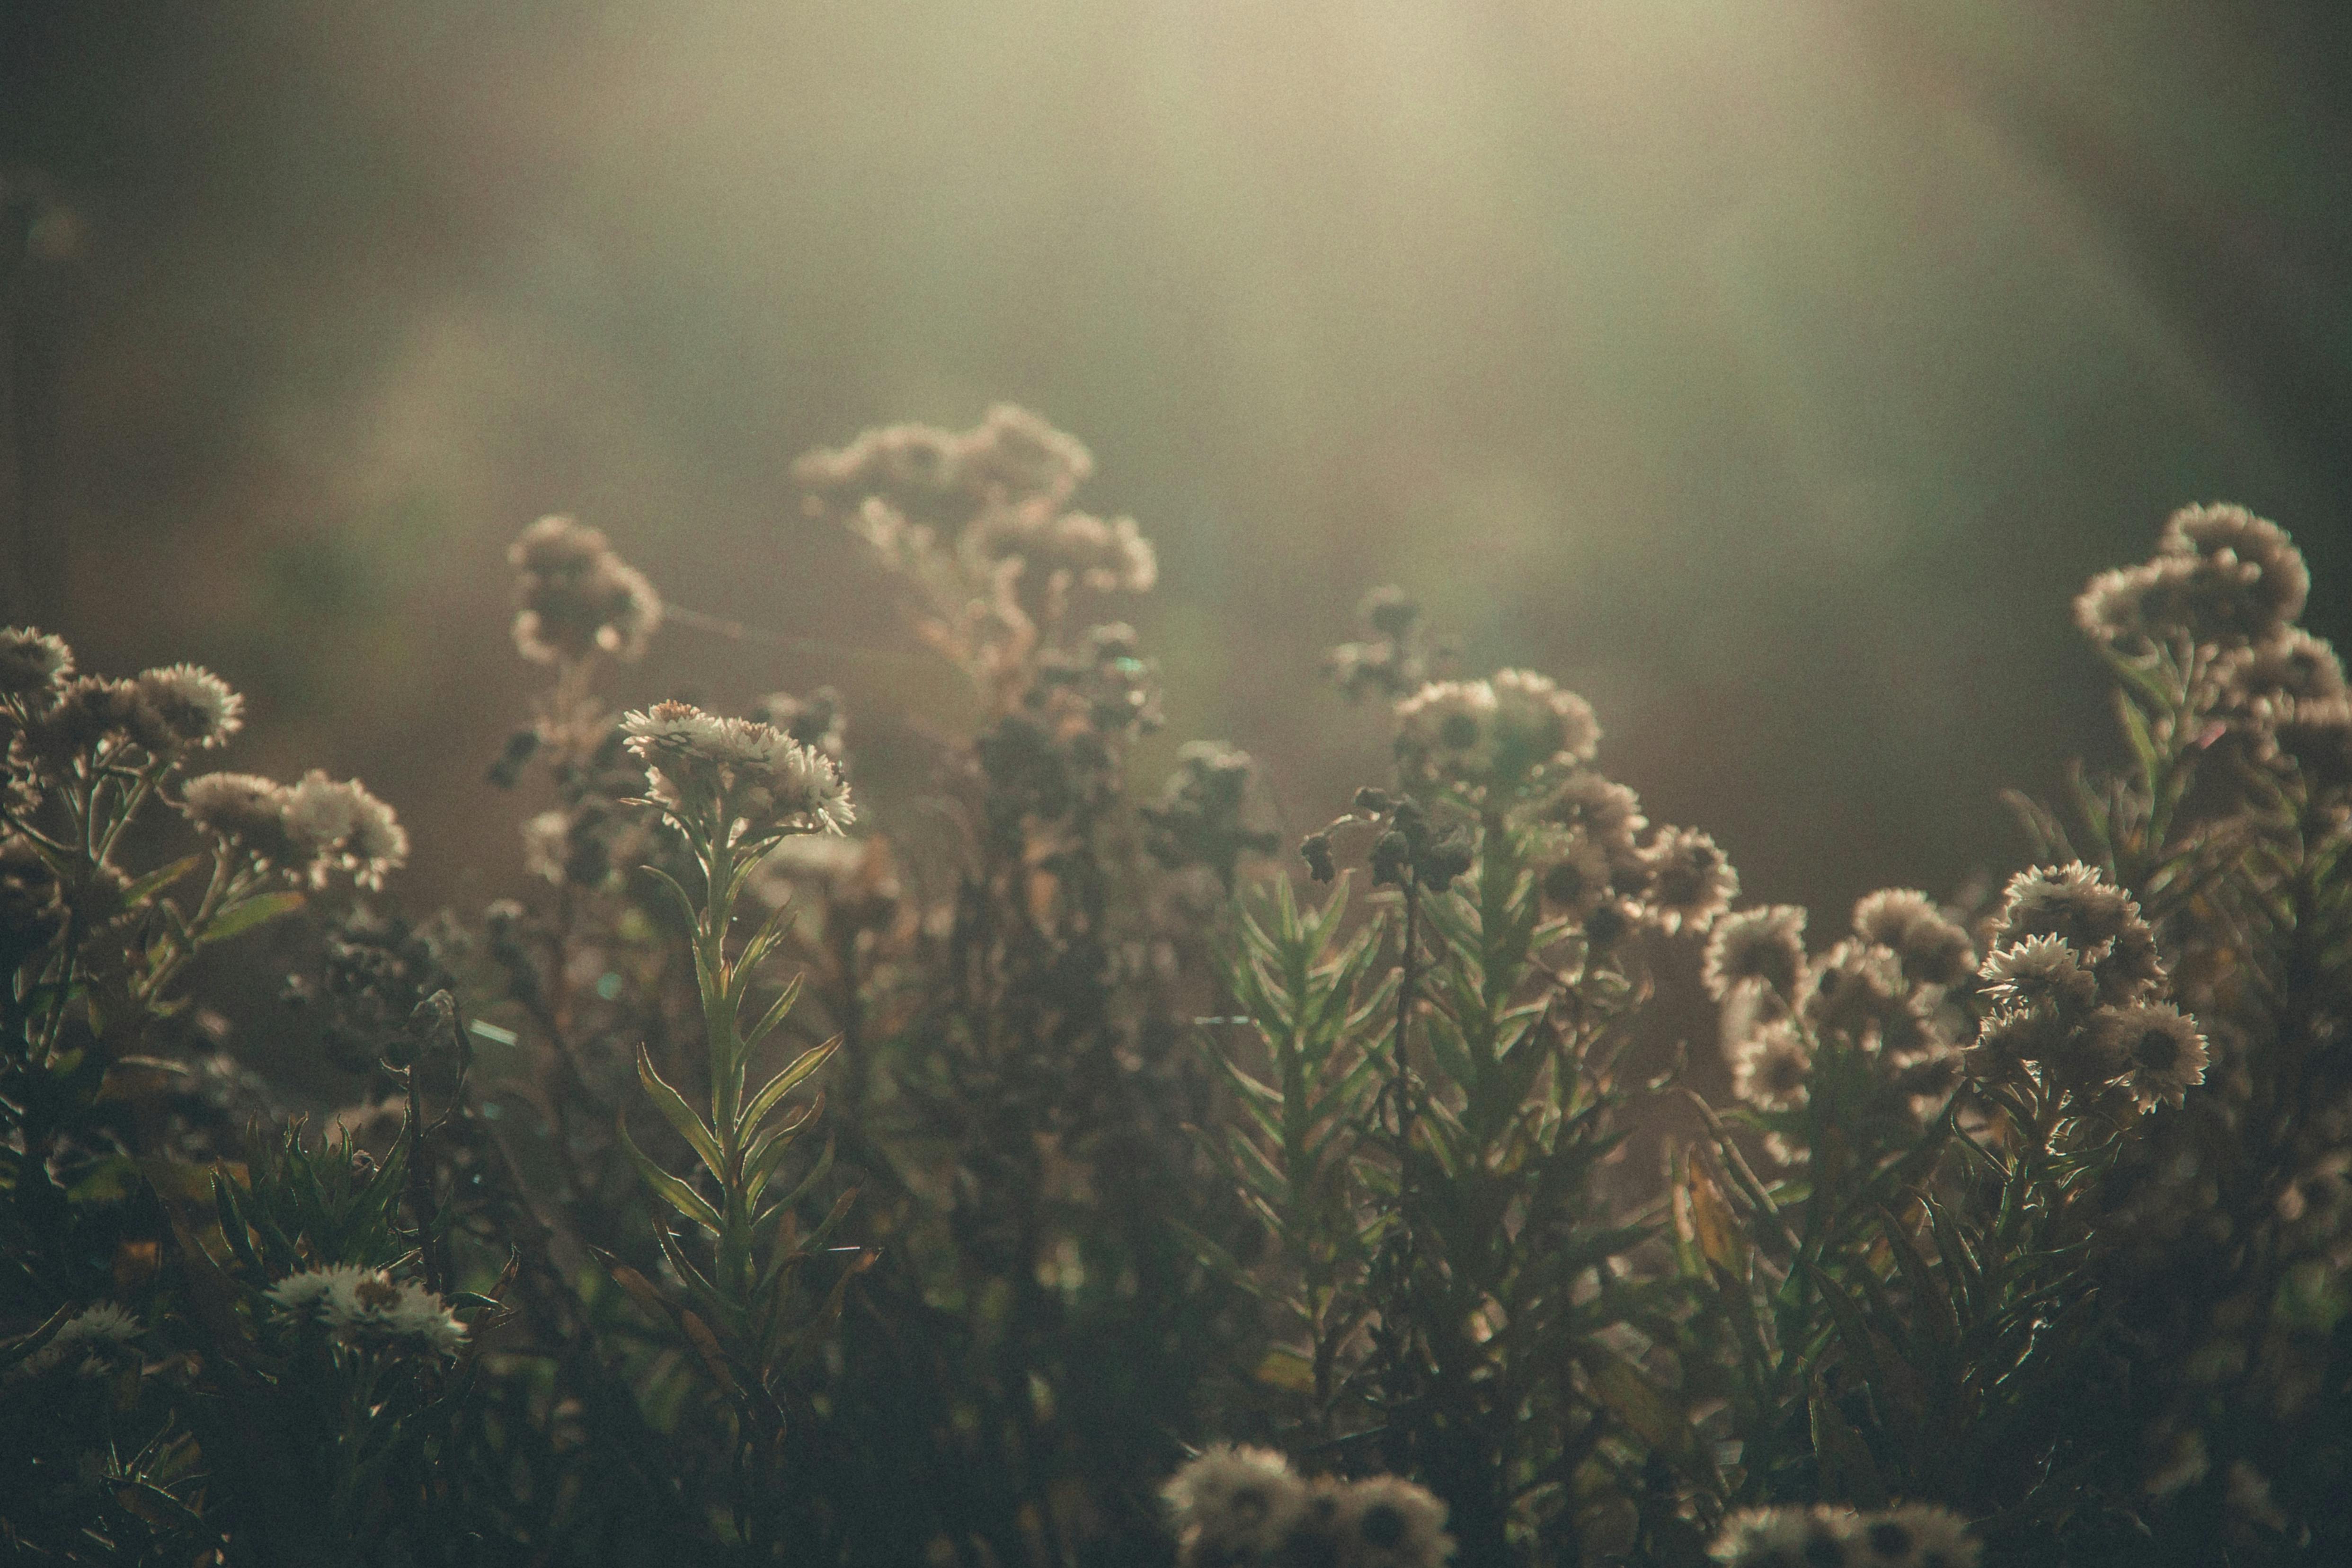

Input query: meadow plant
[2,436,2346,1568]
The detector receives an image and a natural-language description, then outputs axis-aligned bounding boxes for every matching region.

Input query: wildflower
[284,771,409,888]
[793,419,968,514]
[1993,863,2134,953]
[131,663,242,750]
[1730,1018,1813,1110]
[1804,939,1926,1053]
[21,674,172,760]
[15,1302,142,1378]
[621,701,854,836]
[508,514,662,664]
[1704,904,1808,1001]
[1162,1444,1306,1564]
[971,501,1158,594]
[1961,1001,2067,1082]
[1143,741,1279,888]
[268,1264,466,1356]
[2076,505,2308,648]
[2158,503,2309,631]
[180,772,296,859]
[1979,934,2097,1012]
[2087,1001,2208,1109]
[1710,1505,1860,1568]
[1643,826,1739,933]
[2095,917,2167,1005]
[957,402,1095,506]
[1488,667,1600,774]
[1854,1505,1979,1568]
[1536,830,1614,921]
[1330,1474,1455,1568]
[1852,888,1975,987]
[1394,679,1498,786]
[1546,771,1647,861]
[2209,628,2347,723]
[0,627,72,705]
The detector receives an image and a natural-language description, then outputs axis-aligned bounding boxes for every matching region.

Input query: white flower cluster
[1713,889,1976,1116]
[2,628,243,765]
[1711,1503,1979,1568]
[179,768,408,889]
[620,700,854,836]
[1161,1445,1454,1568]
[1394,670,1600,795]
[266,1265,466,1357]
[12,1302,143,1379]
[2076,503,2308,651]
[508,514,662,664]
[1966,862,2205,1111]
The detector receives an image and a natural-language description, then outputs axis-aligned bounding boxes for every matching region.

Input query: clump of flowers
[180,768,409,889]
[507,514,662,664]
[266,1265,467,1357]
[1161,1447,1454,1568]
[796,404,1154,706]
[1964,862,2203,1111]
[1709,1504,1979,1568]
[10,1302,144,1380]
[2075,502,2308,650]
[1394,668,1599,798]
[620,699,854,844]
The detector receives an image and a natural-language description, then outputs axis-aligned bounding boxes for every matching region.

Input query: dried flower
[1852,888,1976,987]
[14,1302,142,1378]
[1162,1444,1306,1564]
[1329,1473,1455,1568]
[0,627,73,706]
[1730,1017,1813,1110]
[1704,904,1808,1001]
[2158,503,2309,630]
[508,514,662,664]
[1536,830,1614,921]
[267,1264,466,1356]
[284,771,409,889]
[2088,1000,2209,1109]
[180,772,296,859]
[1546,771,1648,862]
[132,663,243,750]
[621,700,854,836]
[1644,826,1740,933]
[1979,933,2097,1012]
[1993,863,2137,955]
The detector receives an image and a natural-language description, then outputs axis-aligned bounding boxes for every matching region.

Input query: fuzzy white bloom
[1704,905,1809,1001]
[621,701,855,834]
[16,1302,142,1378]
[1852,888,1976,988]
[2085,1000,2209,1110]
[132,663,243,749]
[0,627,73,704]
[269,1265,466,1357]
[1730,1018,1813,1111]
[1331,1473,1456,1568]
[1644,826,1740,934]
[1979,933,2097,1012]
[282,771,408,889]
[1162,1444,1306,1564]
[1853,1504,1980,1568]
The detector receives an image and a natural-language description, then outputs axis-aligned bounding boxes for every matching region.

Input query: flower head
[1330,1474,1455,1568]
[1161,1444,1305,1564]
[132,664,243,750]
[1642,826,1739,934]
[1730,1017,1813,1110]
[1704,904,1808,1001]
[508,515,662,664]
[2088,1001,2208,1109]
[621,701,854,837]
[1852,888,1975,987]
[268,1264,466,1356]
[0,627,73,705]
[1979,934,2097,1012]
[15,1302,143,1378]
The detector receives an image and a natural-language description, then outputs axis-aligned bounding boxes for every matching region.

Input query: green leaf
[739,971,806,1054]
[197,890,306,947]
[122,853,202,911]
[636,1045,724,1181]
[741,1033,833,1133]
[618,1119,723,1236]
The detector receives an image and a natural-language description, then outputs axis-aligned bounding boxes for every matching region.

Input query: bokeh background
[5,0,2349,927]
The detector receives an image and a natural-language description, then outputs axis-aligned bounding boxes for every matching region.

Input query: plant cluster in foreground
[3,448,2347,1567]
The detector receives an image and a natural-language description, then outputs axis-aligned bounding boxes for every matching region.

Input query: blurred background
[4,0,2349,927]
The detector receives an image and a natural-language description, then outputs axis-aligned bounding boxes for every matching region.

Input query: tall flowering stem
[613,701,865,1552]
